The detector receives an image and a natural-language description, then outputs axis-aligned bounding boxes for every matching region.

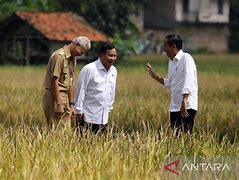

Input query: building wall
[177,0,230,52]
[178,25,229,53]
[135,0,230,53]
[139,24,229,54]
[175,0,229,23]
[144,0,176,28]
[198,0,229,23]
[130,4,144,32]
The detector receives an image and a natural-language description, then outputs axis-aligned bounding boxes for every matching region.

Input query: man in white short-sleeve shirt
[146,34,198,137]
[74,43,117,134]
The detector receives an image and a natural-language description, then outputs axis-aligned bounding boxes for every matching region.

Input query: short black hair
[98,42,115,55]
[165,34,183,50]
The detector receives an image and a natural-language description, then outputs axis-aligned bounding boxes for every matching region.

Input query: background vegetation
[0,0,137,37]
[0,54,238,179]
[2,0,239,54]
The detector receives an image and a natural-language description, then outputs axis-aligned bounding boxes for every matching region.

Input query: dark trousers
[170,109,197,136]
[76,120,107,136]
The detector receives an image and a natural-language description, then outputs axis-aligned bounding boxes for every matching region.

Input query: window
[218,0,223,14]
[183,0,189,14]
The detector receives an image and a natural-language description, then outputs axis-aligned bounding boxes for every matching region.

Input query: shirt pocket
[108,75,116,95]
[175,68,185,81]
[109,75,116,85]
[93,75,105,91]
[59,66,68,83]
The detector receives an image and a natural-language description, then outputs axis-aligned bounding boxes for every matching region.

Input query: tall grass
[0,54,238,179]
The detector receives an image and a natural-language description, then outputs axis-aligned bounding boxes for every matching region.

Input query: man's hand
[146,63,158,80]
[146,62,165,85]
[76,113,84,121]
[180,96,189,118]
[70,105,76,120]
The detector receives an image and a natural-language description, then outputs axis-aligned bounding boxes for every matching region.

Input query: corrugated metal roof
[16,12,110,42]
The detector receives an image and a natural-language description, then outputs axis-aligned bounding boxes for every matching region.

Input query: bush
[113,34,138,60]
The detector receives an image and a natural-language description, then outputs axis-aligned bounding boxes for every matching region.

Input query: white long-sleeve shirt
[163,50,198,112]
[74,59,117,125]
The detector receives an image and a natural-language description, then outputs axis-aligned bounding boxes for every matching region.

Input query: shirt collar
[63,45,71,59]
[96,58,106,70]
[96,58,113,71]
[173,49,183,61]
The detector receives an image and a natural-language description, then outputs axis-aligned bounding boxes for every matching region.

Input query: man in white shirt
[146,34,198,137]
[74,43,117,134]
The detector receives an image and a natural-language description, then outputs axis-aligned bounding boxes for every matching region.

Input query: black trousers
[170,109,197,136]
[76,120,107,135]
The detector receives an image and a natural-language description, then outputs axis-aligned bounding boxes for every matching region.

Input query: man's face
[100,48,117,70]
[72,44,88,57]
[163,38,175,59]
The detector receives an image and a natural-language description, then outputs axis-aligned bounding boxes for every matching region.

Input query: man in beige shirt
[42,36,91,128]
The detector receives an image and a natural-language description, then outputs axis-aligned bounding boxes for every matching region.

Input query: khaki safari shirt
[43,46,75,92]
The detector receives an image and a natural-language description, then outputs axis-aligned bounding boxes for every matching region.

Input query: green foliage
[0,1,33,20]
[231,0,239,7]
[0,0,61,20]
[0,0,139,46]
[58,0,137,37]
[229,0,239,52]
[37,0,61,11]
[113,34,138,60]
[186,47,214,55]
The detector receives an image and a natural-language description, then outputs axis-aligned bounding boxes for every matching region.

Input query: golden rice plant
[0,54,238,179]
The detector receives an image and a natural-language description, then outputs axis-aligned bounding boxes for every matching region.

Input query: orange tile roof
[16,12,111,42]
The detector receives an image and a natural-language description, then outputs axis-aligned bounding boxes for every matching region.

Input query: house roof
[15,12,110,42]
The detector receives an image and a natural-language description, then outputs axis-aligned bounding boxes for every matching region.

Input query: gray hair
[72,36,91,49]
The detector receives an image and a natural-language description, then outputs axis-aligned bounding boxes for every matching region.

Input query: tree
[58,0,137,37]
[0,0,139,57]
[0,0,60,21]
[229,0,239,52]
[230,0,239,25]
[0,0,137,37]
[58,0,139,57]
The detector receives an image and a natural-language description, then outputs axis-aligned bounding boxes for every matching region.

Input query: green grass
[118,54,239,75]
[0,54,238,179]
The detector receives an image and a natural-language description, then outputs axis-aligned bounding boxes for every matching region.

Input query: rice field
[0,54,238,179]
